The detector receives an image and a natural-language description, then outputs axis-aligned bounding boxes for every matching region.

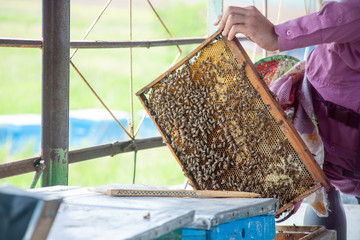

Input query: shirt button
[330,146,336,152]
[286,30,292,36]
[336,17,342,24]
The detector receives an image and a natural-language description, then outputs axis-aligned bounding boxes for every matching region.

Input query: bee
[143,212,151,219]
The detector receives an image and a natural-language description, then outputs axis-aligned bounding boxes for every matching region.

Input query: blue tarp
[0,109,159,154]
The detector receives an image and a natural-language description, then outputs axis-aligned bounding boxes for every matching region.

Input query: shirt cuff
[274,24,294,52]
[274,19,322,52]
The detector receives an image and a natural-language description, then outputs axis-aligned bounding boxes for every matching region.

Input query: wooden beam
[0,137,165,179]
[0,37,249,49]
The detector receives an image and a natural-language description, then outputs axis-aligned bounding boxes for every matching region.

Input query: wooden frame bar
[226,38,331,190]
[136,29,331,217]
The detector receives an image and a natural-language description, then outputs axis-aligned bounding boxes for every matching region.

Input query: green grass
[0,0,207,115]
[0,0,205,189]
[69,147,186,187]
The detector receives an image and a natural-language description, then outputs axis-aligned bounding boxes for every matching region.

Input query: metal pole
[0,37,250,49]
[0,137,166,179]
[41,0,70,186]
[0,38,42,48]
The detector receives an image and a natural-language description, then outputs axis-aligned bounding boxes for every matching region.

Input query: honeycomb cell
[138,33,319,214]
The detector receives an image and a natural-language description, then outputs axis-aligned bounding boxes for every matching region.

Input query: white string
[304,0,309,15]
[317,0,323,11]
[276,0,283,24]
[251,0,257,62]
[262,0,268,58]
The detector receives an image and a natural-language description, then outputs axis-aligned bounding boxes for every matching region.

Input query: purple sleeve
[274,0,360,51]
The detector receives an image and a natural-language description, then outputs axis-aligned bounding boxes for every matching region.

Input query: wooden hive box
[275,226,336,239]
[136,30,331,217]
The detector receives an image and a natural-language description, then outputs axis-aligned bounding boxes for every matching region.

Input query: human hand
[214,6,279,51]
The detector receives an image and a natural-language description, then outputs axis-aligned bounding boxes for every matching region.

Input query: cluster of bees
[142,36,315,207]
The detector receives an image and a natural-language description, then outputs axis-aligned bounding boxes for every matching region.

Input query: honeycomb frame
[136,30,331,216]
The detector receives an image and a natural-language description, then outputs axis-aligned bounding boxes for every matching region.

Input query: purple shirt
[274,1,360,183]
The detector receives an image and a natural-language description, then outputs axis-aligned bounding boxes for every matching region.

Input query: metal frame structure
[0,0,226,186]
[41,0,70,186]
[0,0,323,186]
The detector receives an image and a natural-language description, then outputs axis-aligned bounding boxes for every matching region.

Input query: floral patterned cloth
[255,56,324,166]
[255,56,328,217]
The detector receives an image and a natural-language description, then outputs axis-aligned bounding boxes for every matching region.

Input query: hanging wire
[70,60,133,139]
[29,159,45,189]
[146,0,182,66]
[70,0,113,59]
[304,0,309,14]
[130,0,186,184]
[275,0,283,57]
[129,0,134,137]
[129,0,138,185]
[251,0,257,62]
[66,0,185,184]
[262,0,268,58]
[317,0,322,11]
[311,0,315,13]
[132,150,138,184]
[130,0,184,139]
[69,0,134,140]
[276,0,283,24]
[134,111,148,138]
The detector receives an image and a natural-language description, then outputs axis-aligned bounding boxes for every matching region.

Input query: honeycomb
[136,32,328,216]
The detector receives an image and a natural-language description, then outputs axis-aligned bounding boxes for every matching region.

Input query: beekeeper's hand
[214,6,278,51]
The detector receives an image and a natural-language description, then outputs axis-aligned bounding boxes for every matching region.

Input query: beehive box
[136,30,331,217]
[275,226,335,239]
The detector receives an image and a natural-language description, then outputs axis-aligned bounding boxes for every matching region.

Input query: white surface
[277,203,360,240]
[0,114,41,125]
[0,109,129,125]
[70,108,128,121]
[33,186,278,231]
